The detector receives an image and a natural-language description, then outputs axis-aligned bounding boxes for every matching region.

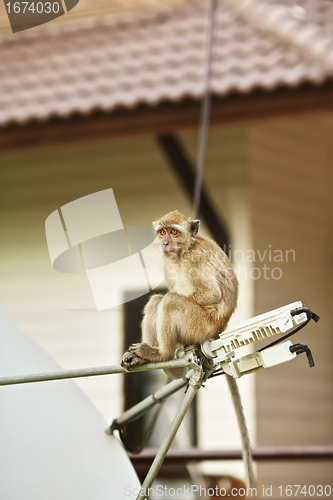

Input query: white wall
[0,125,255,482]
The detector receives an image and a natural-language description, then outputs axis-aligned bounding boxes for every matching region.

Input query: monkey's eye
[170,229,178,235]
[159,229,166,236]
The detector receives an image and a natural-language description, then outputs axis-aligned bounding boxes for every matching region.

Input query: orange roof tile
[0,2,330,127]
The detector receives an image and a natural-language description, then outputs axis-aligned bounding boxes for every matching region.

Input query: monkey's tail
[226,375,256,490]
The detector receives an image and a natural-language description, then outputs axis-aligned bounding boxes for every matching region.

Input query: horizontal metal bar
[0,358,189,386]
[129,445,333,463]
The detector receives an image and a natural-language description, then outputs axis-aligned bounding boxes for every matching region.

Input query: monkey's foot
[128,342,163,362]
[121,350,146,371]
[121,343,164,370]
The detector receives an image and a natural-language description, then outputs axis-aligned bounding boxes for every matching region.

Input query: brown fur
[121,210,238,370]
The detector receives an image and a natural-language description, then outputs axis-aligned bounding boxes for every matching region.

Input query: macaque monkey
[120,210,255,489]
[121,210,238,371]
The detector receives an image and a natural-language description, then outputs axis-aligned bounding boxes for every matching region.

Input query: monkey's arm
[189,284,222,307]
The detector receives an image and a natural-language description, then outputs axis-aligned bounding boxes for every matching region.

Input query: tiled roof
[0,0,201,34]
[0,1,330,127]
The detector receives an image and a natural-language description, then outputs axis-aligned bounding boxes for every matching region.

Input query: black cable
[289,343,315,368]
[291,306,320,323]
[208,307,319,378]
[258,307,319,353]
[208,367,225,379]
[193,0,218,219]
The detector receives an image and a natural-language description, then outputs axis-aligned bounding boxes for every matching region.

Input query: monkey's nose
[163,241,169,246]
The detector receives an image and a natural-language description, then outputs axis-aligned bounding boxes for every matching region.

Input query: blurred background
[0,0,332,497]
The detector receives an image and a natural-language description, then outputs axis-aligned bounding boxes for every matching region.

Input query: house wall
[1,114,332,489]
[247,114,333,489]
[0,125,255,481]
[0,134,190,419]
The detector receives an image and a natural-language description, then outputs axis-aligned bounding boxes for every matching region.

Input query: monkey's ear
[190,219,200,236]
[152,220,159,229]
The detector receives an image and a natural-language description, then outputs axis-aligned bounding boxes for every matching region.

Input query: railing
[129,445,333,465]
[129,446,333,479]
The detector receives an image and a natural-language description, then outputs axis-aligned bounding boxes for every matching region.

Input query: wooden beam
[156,135,229,249]
[1,81,333,152]
[129,445,333,479]
[129,445,333,465]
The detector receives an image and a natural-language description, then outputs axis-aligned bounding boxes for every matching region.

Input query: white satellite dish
[0,314,140,499]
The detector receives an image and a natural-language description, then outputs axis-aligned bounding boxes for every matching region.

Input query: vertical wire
[192,0,218,220]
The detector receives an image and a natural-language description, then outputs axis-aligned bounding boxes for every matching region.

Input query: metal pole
[0,358,188,386]
[226,375,256,489]
[111,377,188,430]
[136,369,203,500]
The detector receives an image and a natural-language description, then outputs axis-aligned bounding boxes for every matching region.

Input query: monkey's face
[157,227,182,257]
[153,211,200,258]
